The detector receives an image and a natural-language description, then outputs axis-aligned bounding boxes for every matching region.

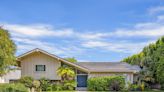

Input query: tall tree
[122,36,164,88]
[0,28,16,76]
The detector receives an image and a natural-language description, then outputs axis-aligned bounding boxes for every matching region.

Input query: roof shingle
[75,62,140,73]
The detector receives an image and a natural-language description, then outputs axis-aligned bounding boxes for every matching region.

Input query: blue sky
[0,0,164,62]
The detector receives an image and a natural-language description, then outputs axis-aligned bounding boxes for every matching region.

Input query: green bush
[108,76,125,91]
[19,76,34,89]
[46,83,63,91]
[46,80,77,91]
[87,76,125,91]
[63,80,77,90]
[0,83,28,92]
[39,78,50,91]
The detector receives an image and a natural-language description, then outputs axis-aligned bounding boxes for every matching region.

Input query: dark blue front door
[77,75,87,87]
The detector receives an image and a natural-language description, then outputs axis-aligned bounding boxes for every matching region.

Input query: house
[1,48,140,88]
[0,70,21,83]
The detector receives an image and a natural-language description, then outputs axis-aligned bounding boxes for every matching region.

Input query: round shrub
[87,76,125,91]
[108,76,125,91]
[19,76,34,89]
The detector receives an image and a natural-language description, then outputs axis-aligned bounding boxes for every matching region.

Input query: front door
[77,75,88,87]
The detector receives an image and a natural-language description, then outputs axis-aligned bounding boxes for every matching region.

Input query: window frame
[36,65,46,72]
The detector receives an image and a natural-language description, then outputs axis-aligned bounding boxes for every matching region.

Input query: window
[36,65,46,71]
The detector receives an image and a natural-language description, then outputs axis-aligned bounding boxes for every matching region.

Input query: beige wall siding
[88,72,134,83]
[21,52,61,80]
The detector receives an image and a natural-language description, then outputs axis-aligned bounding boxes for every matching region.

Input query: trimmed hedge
[0,83,28,92]
[87,76,125,91]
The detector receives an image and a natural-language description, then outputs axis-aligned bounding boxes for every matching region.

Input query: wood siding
[20,52,61,80]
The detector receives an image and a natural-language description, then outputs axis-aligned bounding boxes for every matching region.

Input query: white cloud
[148,6,164,14]
[3,19,164,56]
[157,15,164,21]
[77,33,108,40]
[82,41,109,48]
[13,37,65,55]
[82,40,155,53]
[77,22,164,40]
[3,22,164,41]
[113,26,164,37]
[3,23,74,38]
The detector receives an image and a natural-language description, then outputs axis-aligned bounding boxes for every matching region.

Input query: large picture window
[36,65,46,71]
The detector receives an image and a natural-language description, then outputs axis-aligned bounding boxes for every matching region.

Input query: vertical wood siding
[21,52,61,80]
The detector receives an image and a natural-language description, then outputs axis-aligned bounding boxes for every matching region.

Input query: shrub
[87,76,125,91]
[108,76,125,91]
[39,78,50,91]
[63,80,77,90]
[33,80,41,92]
[46,83,63,91]
[127,83,141,91]
[19,76,34,89]
[0,83,28,92]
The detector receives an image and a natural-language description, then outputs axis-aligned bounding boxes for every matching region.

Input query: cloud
[113,26,164,37]
[3,17,164,57]
[13,37,65,55]
[77,33,108,40]
[148,6,164,14]
[13,37,86,57]
[157,15,164,21]
[3,22,164,41]
[3,23,74,38]
[81,40,155,53]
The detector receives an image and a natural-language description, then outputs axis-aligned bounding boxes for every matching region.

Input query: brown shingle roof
[76,62,140,73]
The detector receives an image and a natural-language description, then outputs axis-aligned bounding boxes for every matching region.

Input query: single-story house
[1,48,140,89]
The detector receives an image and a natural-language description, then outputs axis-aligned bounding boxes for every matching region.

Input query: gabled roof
[17,48,140,73]
[76,62,140,73]
[17,48,89,72]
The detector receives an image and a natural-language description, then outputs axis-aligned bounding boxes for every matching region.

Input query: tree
[122,36,164,88]
[64,57,77,63]
[57,66,75,81]
[57,58,77,90]
[156,58,164,84]
[0,28,16,76]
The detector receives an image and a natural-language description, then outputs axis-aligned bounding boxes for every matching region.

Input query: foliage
[19,76,34,89]
[122,36,164,88]
[33,80,41,92]
[56,57,77,91]
[130,84,140,91]
[56,66,76,90]
[156,58,164,84]
[0,83,28,92]
[87,76,125,91]
[57,66,75,81]
[0,28,16,76]
[108,76,125,91]
[64,57,77,63]
[63,80,77,90]
[39,77,50,91]
[46,83,64,91]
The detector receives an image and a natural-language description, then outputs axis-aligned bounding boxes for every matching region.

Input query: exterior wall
[0,70,21,83]
[0,77,5,83]
[88,72,134,83]
[20,52,61,80]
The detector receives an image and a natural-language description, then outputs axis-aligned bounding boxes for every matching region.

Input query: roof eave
[16,48,90,73]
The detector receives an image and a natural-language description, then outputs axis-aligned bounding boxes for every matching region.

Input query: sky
[0,0,164,62]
